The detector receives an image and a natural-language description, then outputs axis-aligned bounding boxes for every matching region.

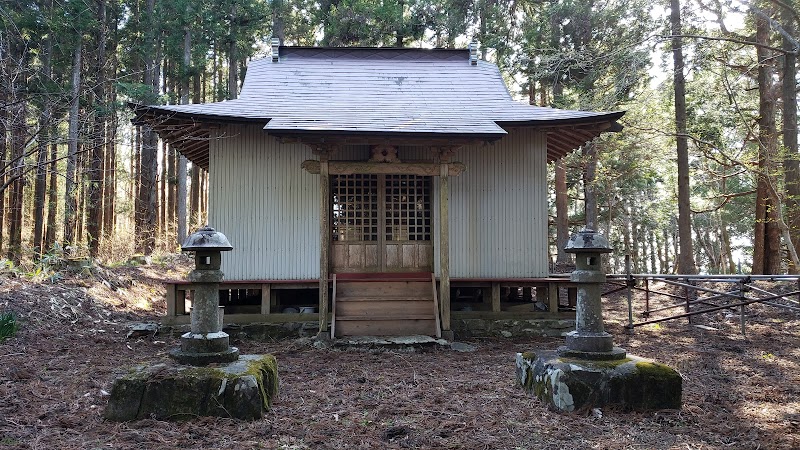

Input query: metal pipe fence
[602,269,800,335]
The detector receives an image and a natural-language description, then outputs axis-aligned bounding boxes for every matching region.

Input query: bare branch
[659,34,796,55]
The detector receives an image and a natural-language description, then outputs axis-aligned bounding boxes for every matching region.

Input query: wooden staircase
[332,273,441,338]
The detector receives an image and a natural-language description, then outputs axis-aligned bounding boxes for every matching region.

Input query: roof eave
[265,128,506,147]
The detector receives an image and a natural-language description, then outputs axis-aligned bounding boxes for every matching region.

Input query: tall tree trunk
[555,159,570,262]
[719,215,735,274]
[190,164,200,228]
[160,140,167,237]
[655,229,664,273]
[137,0,159,255]
[32,28,53,257]
[200,169,207,223]
[177,152,187,243]
[102,96,117,239]
[167,144,175,233]
[132,127,140,231]
[228,3,238,100]
[7,93,25,263]
[583,141,598,230]
[648,229,657,273]
[102,3,120,242]
[663,228,671,273]
[44,136,58,252]
[63,39,82,250]
[77,137,88,242]
[33,112,50,257]
[0,35,6,254]
[782,4,799,273]
[87,0,108,257]
[671,0,696,274]
[175,24,193,245]
[752,6,782,274]
[272,0,285,44]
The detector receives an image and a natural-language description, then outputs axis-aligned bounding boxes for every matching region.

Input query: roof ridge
[279,46,469,61]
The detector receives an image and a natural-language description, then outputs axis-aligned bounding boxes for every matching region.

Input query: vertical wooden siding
[435,128,549,278]
[208,126,548,280]
[209,125,320,280]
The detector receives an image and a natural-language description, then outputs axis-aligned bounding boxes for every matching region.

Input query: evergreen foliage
[0,0,797,274]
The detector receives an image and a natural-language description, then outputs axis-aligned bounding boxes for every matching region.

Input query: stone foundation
[105,354,278,421]
[516,350,682,412]
[452,318,575,338]
[160,318,574,340]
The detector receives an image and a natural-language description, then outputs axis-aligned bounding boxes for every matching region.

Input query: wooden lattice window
[385,175,431,241]
[331,174,379,241]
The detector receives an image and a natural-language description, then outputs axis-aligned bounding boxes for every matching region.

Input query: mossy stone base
[104,354,278,421]
[516,350,682,412]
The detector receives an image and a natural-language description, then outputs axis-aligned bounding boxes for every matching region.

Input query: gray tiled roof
[135,47,623,167]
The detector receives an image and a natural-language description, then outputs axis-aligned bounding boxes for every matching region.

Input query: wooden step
[332,274,438,337]
[336,281,431,297]
[337,314,434,321]
[335,318,437,337]
[336,299,434,316]
[334,296,432,302]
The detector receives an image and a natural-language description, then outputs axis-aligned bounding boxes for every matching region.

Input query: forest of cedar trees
[0,0,797,275]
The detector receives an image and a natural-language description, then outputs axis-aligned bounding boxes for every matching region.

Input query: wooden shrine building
[134,43,624,339]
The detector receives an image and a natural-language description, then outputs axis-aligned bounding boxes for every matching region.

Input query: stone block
[104,354,278,421]
[516,350,681,412]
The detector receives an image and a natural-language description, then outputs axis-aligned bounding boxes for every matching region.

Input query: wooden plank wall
[208,126,549,281]
[439,128,549,278]
[208,124,321,280]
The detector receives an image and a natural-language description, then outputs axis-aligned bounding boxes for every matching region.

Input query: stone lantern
[171,225,239,365]
[105,225,279,421]
[516,227,682,412]
[560,227,625,360]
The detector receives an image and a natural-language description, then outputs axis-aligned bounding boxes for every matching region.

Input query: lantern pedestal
[515,351,682,412]
[105,226,278,421]
[104,355,278,421]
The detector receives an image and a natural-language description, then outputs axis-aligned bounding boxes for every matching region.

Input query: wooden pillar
[260,283,271,315]
[491,282,501,312]
[548,283,559,315]
[166,284,177,317]
[439,159,451,331]
[318,151,331,333]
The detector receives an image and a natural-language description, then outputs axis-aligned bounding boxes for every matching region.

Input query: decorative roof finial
[271,37,280,63]
[469,40,478,66]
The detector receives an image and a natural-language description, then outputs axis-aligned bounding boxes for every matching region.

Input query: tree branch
[659,34,797,55]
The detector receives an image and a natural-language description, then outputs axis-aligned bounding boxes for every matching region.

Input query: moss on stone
[242,355,279,409]
[105,355,280,421]
[560,356,633,369]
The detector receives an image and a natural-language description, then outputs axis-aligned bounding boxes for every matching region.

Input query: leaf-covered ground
[0,263,798,449]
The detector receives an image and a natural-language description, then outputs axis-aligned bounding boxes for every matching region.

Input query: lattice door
[331,174,432,272]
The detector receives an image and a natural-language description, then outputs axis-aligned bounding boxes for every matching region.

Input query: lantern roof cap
[181,226,233,252]
[564,227,613,254]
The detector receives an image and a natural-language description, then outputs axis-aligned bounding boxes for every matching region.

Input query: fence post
[625,255,634,331]
[685,279,693,324]
[739,278,747,337]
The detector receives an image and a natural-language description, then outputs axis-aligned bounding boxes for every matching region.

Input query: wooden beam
[301,160,466,177]
[291,135,489,148]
